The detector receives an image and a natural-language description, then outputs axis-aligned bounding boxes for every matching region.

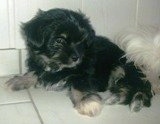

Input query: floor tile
[29,88,160,124]
[0,103,41,124]
[0,77,30,105]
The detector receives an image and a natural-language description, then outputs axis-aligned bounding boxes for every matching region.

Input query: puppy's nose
[71,54,79,62]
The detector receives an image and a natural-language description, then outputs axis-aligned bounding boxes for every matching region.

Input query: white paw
[75,95,103,117]
[130,100,143,112]
[130,92,143,112]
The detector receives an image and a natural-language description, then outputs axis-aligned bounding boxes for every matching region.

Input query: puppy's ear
[87,29,95,47]
[21,10,47,48]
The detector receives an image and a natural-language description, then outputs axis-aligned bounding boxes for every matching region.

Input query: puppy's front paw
[130,92,143,112]
[5,72,38,91]
[6,76,29,91]
[75,94,103,117]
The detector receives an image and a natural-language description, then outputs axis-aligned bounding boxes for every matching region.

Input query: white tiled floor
[0,76,160,124]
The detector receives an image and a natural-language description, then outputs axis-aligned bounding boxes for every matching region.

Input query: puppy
[6,9,153,117]
[114,26,160,94]
[8,8,95,90]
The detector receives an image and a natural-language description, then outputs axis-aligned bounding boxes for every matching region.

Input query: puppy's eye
[56,38,66,44]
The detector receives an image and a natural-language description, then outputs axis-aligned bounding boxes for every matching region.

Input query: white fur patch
[99,90,126,105]
[130,99,143,112]
[46,79,66,91]
[130,92,143,112]
[60,59,80,69]
[75,98,103,117]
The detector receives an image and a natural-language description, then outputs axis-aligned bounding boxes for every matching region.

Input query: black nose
[71,54,79,62]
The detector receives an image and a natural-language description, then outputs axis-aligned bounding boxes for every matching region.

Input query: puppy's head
[22,9,95,72]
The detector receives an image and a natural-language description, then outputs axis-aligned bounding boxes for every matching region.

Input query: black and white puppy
[6,8,153,117]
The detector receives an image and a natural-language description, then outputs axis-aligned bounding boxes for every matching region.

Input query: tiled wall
[0,0,160,76]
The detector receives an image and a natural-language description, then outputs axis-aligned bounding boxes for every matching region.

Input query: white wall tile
[137,0,160,26]
[0,0,10,48]
[8,0,16,48]
[103,0,137,39]
[0,50,19,76]
[14,0,30,49]
[29,0,82,13]
[82,0,106,35]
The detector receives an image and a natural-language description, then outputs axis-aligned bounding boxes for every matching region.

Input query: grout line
[27,89,44,124]
[0,48,27,50]
[0,48,16,50]
[18,49,22,74]
[0,100,31,106]
[0,74,21,78]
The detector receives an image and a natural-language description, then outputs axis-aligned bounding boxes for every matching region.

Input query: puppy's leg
[103,66,128,105]
[100,90,126,105]
[130,92,144,112]
[130,82,153,112]
[122,63,153,112]
[69,87,103,117]
[6,71,38,91]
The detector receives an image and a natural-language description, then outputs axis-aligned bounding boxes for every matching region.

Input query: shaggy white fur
[114,26,160,94]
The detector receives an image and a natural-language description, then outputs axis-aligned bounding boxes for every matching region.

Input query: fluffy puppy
[6,9,153,117]
[114,26,160,94]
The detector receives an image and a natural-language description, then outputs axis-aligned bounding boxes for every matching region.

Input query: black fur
[9,8,153,116]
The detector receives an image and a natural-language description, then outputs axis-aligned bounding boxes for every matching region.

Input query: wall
[0,0,160,76]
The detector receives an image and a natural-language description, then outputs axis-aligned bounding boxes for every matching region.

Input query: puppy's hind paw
[130,92,143,112]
